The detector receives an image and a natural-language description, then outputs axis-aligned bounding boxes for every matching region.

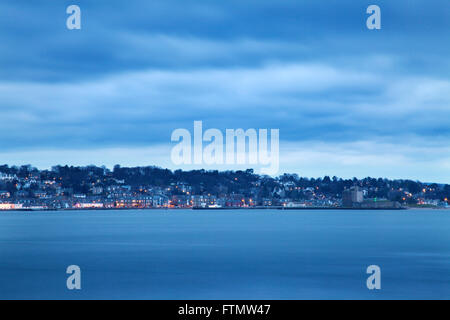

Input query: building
[342,186,364,207]
[90,186,103,195]
[0,190,11,198]
[33,190,47,198]
[191,195,217,208]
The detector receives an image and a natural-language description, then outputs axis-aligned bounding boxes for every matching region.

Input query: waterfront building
[0,190,11,198]
[342,186,364,207]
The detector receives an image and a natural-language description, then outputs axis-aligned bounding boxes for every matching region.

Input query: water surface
[0,209,449,299]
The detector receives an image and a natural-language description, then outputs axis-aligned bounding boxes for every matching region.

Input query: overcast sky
[0,1,449,182]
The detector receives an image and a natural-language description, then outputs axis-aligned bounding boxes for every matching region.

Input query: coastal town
[0,165,448,211]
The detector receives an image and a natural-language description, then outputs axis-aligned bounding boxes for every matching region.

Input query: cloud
[1,59,449,147]
[0,0,449,181]
[1,61,449,138]
[1,1,449,81]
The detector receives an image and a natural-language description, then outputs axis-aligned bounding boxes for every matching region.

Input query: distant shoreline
[192,206,408,210]
[4,206,444,212]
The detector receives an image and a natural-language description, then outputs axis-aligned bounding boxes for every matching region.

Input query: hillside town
[0,165,448,210]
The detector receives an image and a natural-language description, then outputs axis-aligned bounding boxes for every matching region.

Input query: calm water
[0,209,449,300]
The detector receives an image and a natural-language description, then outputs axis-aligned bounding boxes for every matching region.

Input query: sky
[0,1,449,182]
